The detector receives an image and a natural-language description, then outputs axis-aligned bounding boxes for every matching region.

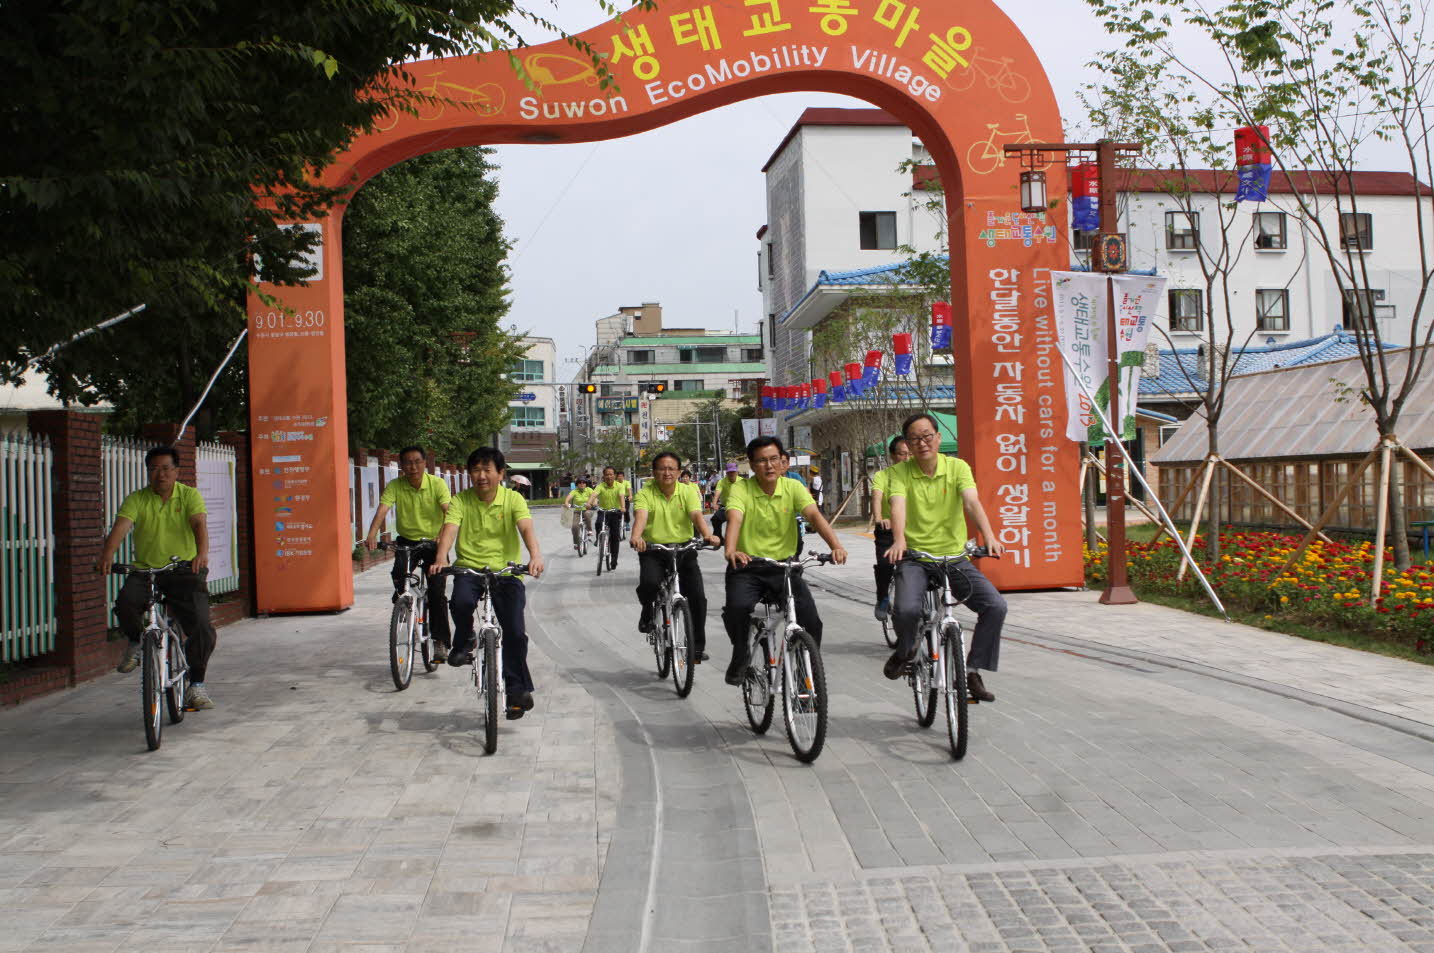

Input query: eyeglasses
[653,466,679,473]
[906,431,939,445]
[752,454,783,467]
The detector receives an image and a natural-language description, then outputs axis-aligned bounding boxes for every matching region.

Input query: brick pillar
[217,431,255,617]
[27,410,113,683]
[141,424,196,485]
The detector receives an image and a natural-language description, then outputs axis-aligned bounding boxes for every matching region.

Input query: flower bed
[1084,530,1434,647]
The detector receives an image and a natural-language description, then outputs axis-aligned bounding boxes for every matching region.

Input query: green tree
[342,148,520,462]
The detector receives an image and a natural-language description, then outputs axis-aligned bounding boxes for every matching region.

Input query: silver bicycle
[900,543,993,760]
[380,541,438,690]
[592,508,622,576]
[643,539,717,698]
[440,563,528,755]
[738,552,831,763]
[111,558,190,751]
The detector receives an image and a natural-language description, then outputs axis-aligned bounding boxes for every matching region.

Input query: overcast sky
[483,1,1145,377]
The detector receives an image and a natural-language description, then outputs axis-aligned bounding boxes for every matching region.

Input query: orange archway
[247,1,1079,612]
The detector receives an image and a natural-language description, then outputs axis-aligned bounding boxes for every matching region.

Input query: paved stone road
[3,513,1433,952]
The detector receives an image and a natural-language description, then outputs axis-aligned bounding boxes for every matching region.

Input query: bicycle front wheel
[165,629,187,725]
[781,629,827,763]
[417,594,437,673]
[142,635,164,751]
[389,597,415,691]
[912,629,937,728]
[942,623,969,760]
[477,628,499,755]
[595,533,606,576]
[669,598,694,698]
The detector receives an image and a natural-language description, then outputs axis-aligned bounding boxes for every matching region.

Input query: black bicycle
[440,563,528,755]
[643,539,718,698]
[592,507,622,576]
[111,558,190,751]
[380,541,439,690]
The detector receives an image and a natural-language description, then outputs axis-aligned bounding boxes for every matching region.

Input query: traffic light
[579,383,597,394]
[644,382,666,394]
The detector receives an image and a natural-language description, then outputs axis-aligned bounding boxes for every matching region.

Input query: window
[1340,212,1373,250]
[1255,289,1290,331]
[1169,289,1204,332]
[1165,211,1199,250]
[1072,229,1095,251]
[1158,424,1181,446]
[1343,289,1385,330]
[628,349,654,365]
[1253,211,1287,250]
[742,347,763,362]
[859,211,898,250]
[766,240,776,279]
[510,358,544,382]
[510,406,546,428]
[673,378,705,392]
[680,346,726,363]
[600,383,616,396]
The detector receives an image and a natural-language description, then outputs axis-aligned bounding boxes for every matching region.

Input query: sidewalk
[821,525,1434,732]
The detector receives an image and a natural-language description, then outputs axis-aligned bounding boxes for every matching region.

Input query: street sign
[516,392,537,402]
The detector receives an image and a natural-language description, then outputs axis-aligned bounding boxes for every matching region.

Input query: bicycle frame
[745,554,826,692]
[904,546,989,692]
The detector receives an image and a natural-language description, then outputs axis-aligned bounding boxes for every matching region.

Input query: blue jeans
[890,559,1005,671]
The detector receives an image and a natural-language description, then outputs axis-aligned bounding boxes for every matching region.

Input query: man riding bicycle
[364,445,453,661]
[885,412,1007,702]
[429,447,545,720]
[721,436,847,685]
[587,466,626,571]
[614,468,634,531]
[709,462,742,541]
[869,435,912,622]
[96,445,218,710]
[564,477,596,553]
[630,452,720,662]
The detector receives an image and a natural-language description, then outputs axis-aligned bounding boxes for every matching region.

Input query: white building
[502,336,559,494]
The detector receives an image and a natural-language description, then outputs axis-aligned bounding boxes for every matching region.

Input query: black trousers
[596,510,622,562]
[722,564,823,650]
[710,506,727,542]
[873,526,895,603]
[390,537,450,645]
[115,567,217,683]
[449,575,533,693]
[890,559,1006,671]
[636,549,708,654]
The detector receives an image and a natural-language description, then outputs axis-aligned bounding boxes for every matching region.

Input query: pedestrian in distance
[869,436,912,622]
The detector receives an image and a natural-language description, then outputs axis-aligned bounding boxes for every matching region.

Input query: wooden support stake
[1273,446,1382,577]
[1370,441,1393,606]
[1217,456,1332,544]
[1177,457,1216,581]
[1398,442,1434,482]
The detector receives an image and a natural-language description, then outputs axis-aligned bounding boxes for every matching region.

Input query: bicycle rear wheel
[743,633,774,734]
[781,629,827,763]
[881,616,896,648]
[142,634,163,751]
[417,594,437,673]
[669,598,694,698]
[942,623,969,760]
[389,597,415,691]
[478,627,499,755]
[912,629,937,728]
[164,629,187,725]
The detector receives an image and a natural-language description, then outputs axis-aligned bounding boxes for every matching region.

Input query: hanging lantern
[1234,125,1273,202]
[812,377,828,409]
[892,332,913,375]
[760,384,775,411]
[862,349,883,389]
[931,301,953,350]
[844,361,863,398]
[829,369,846,402]
[798,382,811,410]
[1019,169,1047,214]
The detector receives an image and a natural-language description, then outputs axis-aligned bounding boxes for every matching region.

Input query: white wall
[508,337,558,432]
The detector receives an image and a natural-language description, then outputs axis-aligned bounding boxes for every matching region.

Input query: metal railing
[1,432,57,662]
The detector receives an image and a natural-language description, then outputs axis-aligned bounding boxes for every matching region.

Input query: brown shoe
[967,670,994,703]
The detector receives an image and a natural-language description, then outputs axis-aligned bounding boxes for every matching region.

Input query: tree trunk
[1389,451,1411,570]
[1204,431,1221,563]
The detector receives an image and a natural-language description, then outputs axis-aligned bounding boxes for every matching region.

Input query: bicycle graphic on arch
[965,114,1047,176]
[374,71,507,131]
[946,47,1032,104]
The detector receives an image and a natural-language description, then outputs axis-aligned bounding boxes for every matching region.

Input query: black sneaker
[724,651,751,686]
[967,671,995,703]
[883,650,912,681]
[447,642,473,668]
[638,609,654,634]
[505,703,525,721]
[608,556,617,571]
[519,691,535,711]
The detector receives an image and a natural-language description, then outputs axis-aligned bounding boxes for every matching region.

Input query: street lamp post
[1005,139,1142,605]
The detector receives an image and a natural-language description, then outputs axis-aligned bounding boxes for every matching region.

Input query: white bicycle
[111,558,190,751]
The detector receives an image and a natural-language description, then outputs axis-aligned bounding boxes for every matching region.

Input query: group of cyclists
[95,410,1008,728]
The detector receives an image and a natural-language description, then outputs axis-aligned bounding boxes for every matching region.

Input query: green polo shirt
[871,468,895,521]
[593,480,625,510]
[619,479,633,500]
[566,486,594,507]
[116,483,207,569]
[716,476,742,506]
[887,456,977,556]
[634,482,702,544]
[445,486,531,570]
[727,476,814,560]
[379,472,451,541]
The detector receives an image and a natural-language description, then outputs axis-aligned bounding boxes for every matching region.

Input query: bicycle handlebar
[377,540,433,552]
[110,557,187,575]
[438,562,529,579]
[645,539,721,553]
[745,551,834,569]
[904,545,996,562]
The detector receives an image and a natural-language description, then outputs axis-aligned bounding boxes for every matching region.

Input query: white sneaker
[116,642,142,674]
[185,684,215,710]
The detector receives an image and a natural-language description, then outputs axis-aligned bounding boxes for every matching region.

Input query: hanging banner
[862,349,883,389]
[1071,162,1099,231]
[844,361,863,398]
[892,332,913,375]
[760,384,775,411]
[1051,271,1166,443]
[741,417,779,444]
[931,301,953,349]
[1235,125,1273,202]
[811,377,828,409]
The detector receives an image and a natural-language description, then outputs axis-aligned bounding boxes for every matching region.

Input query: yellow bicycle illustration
[374,71,506,131]
[947,48,1033,104]
[524,52,601,90]
[964,114,1034,176]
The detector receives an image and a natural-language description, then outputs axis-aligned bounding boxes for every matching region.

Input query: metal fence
[1,432,56,662]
